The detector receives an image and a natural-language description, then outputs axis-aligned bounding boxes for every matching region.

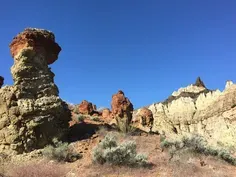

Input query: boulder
[132,107,153,132]
[102,108,112,119]
[75,100,96,115]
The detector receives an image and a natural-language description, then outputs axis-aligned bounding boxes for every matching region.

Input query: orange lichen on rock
[9,28,61,64]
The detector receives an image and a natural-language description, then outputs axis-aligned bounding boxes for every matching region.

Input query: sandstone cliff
[146,79,236,147]
[0,28,70,154]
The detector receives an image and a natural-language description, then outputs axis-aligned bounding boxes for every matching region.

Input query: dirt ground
[2,121,236,177]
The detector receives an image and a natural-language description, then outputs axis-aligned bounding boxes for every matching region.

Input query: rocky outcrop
[146,78,236,147]
[171,77,207,97]
[132,107,153,132]
[75,100,96,115]
[225,80,233,89]
[164,77,210,105]
[0,76,3,88]
[111,90,133,131]
[102,108,112,119]
[111,90,133,120]
[0,28,70,154]
[194,76,206,88]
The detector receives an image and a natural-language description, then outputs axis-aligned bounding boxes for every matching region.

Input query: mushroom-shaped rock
[9,28,61,65]
[0,76,4,88]
[0,28,70,154]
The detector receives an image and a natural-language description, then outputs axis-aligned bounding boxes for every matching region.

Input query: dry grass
[73,132,236,177]
[6,160,68,177]
[1,128,236,177]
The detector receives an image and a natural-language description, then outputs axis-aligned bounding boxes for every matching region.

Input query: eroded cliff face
[0,28,70,154]
[147,79,236,147]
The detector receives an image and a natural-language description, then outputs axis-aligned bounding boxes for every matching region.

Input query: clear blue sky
[0,1,235,109]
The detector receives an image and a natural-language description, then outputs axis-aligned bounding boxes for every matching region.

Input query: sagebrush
[43,138,81,162]
[77,114,86,122]
[92,133,148,167]
[160,134,236,165]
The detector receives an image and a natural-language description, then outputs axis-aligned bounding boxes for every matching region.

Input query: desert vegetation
[43,138,82,162]
[160,134,236,166]
[7,161,68,177]
[0,28,236,177]
[92,133,148,167]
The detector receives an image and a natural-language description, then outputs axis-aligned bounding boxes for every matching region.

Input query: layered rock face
[147,78,236,147]
[0,76,3,88]
[0,28,70,154]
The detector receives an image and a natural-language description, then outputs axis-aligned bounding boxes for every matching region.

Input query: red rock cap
[9,28,61,65]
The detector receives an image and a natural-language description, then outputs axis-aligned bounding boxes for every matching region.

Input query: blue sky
[0,0,235,109]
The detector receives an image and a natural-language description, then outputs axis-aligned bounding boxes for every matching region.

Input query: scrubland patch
[92,133,149,167]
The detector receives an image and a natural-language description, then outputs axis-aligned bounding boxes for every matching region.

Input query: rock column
[0,28,70,154]
[111,90,133,132]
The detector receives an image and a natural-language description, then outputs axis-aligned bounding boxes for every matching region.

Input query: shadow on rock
[68,122,113,142]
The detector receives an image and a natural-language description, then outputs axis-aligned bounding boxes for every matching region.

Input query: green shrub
[116,117,137,135]
[161,134,236,166]
[43,138,82,162]
[92,133,148,167]
[218,150,236,165]
[90,116,100,121]
[115,115,137,134]
[77,114,86,122]
[160,140,173,149]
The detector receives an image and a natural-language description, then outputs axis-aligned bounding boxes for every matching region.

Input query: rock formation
[225,80,233,89]
[194,76,206,88]
[102,108,112,119]
[0,28,70,154]
[145,78,236,147]
[132,107,153,132]
[0,76,3,88]
[164,77,210,105]
[111,90,133,131]
[75,100,96,115]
